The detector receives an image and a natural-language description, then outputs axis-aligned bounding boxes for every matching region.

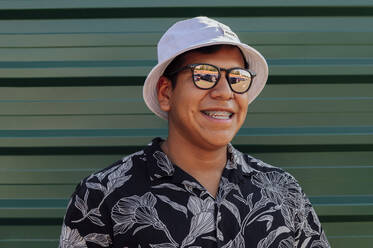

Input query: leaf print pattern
[106,157,133,193]
[248,156,276,169]
[233,193,254,210]
[71,155,134,227]
[112,192,177,245]
[257,226,290,248]
[279,236,295,248]
[187,195,214,216]
[221,200,242,223]
[216,210,224,242]
[92,152,137,189]
[181,196,215,247]
[257,215,274,232]
[225,155,237,170]
[59,224,87,248]
[218,177,240,200]
[152,183,186,192]
[298,205,323,238]
[87,151,140,182]
[88,151,141,183]
[84,233,112,247]
[71,189,105,227]
[74,189,89,216]
[311,231,330,248]
[221,233,245,248]
[201,236,217,242]
[91,165,118,183]
[112,192,160,234]
[157,194,188,217]
[87,211,105,226]
[60,138,330,248]
[252,171,300,207]
[86,182,107,192]
[250,171,305,233]
[228,144,256,174]
[153,151,174,176]
[217,168,321,248]
[217,177,242,223]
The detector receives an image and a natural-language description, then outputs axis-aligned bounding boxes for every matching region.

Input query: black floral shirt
[59,138,330,248]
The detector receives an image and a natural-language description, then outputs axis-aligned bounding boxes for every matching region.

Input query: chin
[199,132,235,150]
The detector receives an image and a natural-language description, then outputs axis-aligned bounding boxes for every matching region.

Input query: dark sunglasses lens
[193,64,218,89]
[229,69,252,93]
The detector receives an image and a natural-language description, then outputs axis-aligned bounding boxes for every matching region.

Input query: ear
[157,76,173,112]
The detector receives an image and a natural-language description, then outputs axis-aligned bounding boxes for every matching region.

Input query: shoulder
[89,150,146,180]
[230,146,303,191]
[82,149,147,192]
[229,144,289,174]
[234,151,328,246]
[63,148,151,226]
[69,149,148,207]
[71,138,165,204]
[244,153,290,176]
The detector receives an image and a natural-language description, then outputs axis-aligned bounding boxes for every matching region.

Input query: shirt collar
[144,137,175,181]
[145,137,254,183]
[227,143,256,177]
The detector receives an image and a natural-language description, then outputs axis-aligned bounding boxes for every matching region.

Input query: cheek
[237,95,250,119]
[171,80,206,109]
[238,94,250,109]
[168,87,197,118]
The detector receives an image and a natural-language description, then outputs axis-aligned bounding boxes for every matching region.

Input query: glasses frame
[168,63,256,94]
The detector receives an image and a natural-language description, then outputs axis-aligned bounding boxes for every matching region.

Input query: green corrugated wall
[0,1,373,247]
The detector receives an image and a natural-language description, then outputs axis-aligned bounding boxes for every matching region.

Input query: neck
[161,132,228,197]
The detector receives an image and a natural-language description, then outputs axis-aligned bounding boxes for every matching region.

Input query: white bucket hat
[143,16,269,120]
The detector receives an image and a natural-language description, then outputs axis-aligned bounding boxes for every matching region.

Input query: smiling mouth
[201,110,233,120]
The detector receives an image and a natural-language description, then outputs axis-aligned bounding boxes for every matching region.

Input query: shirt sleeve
[296,189,331,248]
[58,179,113,248]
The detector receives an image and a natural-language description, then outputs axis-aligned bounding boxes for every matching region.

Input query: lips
[201,110,233,120]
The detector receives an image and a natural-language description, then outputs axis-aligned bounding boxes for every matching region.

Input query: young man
[59,17,330,248]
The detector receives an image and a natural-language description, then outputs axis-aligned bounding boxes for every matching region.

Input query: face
[158,46,250,151]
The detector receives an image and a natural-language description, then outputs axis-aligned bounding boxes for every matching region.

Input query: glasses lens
[229,69,252,93]
[193,64,219,89]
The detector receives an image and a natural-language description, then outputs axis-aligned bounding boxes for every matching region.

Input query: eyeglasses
[168,63,256,94]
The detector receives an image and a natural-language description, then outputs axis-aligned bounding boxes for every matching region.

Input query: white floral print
[112,192,177,246]
[60,137,330,248]
[71,155,134,227]
[84,233,112,247]
[279,236,296,248]
[311,231,330,248]
[252,171,300,207]
[113,193,162,233]
[153,151,174,177]
[181,197,215,247]
[59,224,87,248]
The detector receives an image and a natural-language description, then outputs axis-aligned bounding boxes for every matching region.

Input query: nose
[209,71,233,100]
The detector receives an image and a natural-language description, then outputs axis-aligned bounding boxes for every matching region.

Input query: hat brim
[143,40,269,120]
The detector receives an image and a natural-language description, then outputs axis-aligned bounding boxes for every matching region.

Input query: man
[59,17,330,248]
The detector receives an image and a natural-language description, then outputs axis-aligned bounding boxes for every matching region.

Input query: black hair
[163,44,249,88]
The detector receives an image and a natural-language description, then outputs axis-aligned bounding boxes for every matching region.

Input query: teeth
[203,111,232,119]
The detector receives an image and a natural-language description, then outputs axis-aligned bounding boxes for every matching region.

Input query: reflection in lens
[193,64,218,89]
[229,69,251,93]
